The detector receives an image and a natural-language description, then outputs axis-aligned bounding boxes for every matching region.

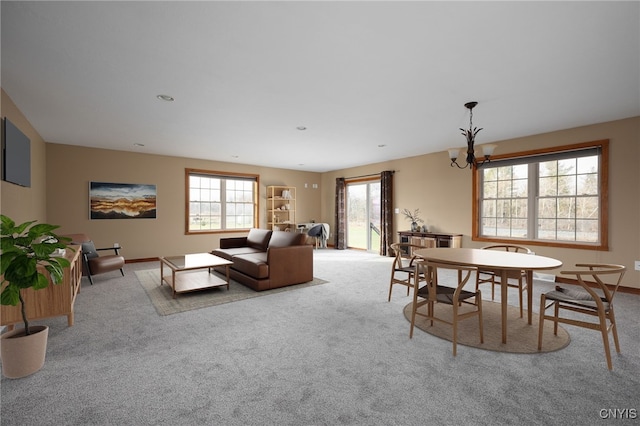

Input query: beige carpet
[403,300,570,354]
[136,269,328,316]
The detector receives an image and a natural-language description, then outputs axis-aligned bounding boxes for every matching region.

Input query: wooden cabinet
[1,244,83,330]
[267,186,296,231]
[398,231,462,256]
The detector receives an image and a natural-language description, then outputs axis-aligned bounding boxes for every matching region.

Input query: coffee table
[159,253,233,298]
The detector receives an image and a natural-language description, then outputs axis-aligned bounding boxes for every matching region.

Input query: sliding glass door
[346,180,381,251]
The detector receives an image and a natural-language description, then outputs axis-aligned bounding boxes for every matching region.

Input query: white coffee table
[159,253,233,299]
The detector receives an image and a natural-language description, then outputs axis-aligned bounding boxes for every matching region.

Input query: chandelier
[448,101,496,169]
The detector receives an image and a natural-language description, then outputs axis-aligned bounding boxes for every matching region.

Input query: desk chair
[538,263,626,370]
[307,224,324,249]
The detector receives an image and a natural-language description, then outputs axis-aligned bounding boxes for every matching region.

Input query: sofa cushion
[232,252,269,279]
[268,231,306,248]
[246,228,272,250]
[212,247,263,262]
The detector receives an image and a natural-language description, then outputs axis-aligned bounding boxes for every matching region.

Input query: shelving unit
[267,186,296,231]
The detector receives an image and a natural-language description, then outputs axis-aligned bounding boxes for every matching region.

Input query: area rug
[136,269,328,316]
[403,301,570,354]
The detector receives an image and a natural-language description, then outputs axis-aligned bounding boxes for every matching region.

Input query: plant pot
[1,325,49,379]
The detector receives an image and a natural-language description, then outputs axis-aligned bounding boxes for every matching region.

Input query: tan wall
[4,87,638,289]
[45,144,322,259]
[0,90,48,224]
[320,116,640,289]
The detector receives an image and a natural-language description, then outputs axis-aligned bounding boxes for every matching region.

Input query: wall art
[90,182,157,219]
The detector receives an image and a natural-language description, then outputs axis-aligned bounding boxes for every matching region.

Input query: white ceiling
[2,1,639,173]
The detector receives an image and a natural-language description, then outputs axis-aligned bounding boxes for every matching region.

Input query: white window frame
[472,140,609,251]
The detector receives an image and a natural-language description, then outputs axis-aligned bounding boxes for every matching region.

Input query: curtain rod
[344,170,395,180]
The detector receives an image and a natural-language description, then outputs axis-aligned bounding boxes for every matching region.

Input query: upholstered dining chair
[538,263,626,370]
[307,224,324,249]
[475,244,532,318]
[410,260,483,356]
[388,242,427,301]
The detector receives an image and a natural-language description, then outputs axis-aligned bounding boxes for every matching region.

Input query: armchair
[64,234,125,285]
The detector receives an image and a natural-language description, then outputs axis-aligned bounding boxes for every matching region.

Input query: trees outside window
[186,169,258,234]
[474,140,608,250]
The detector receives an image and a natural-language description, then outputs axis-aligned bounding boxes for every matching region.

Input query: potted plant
[402,208,424,232]
[0,214,71,378]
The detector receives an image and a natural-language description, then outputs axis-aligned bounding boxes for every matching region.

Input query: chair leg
[609,308,621,353]
[518,278,524,318]
[477,294,484,344]
[491,278,496,300]
[553,301,560,336]
[452,303,458,356]
[409,302,418,339]
[406,274,411,296]
[88,274,94,285]
[120,268,125,277]
[538,294,546,350]
[598,311,614,370]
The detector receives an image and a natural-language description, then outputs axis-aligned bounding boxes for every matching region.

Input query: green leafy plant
[0,215,71,335]
[401,208,424,224]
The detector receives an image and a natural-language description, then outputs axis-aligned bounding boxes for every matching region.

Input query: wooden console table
[398,231,462,256]
[1,244,83,330]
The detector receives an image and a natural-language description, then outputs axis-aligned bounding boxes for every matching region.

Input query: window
[473,140,608,250]
[185,169,258,234]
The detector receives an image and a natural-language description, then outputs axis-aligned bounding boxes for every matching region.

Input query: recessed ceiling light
[156,94,174,102]
[231,155,239,158]
[296,126,307,131]
[378,144,386,148]
[133,143,145,147]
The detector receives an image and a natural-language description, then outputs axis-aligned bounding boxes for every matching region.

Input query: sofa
[211,228,313,291]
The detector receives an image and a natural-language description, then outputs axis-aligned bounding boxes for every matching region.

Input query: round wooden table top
[414,247,563,271]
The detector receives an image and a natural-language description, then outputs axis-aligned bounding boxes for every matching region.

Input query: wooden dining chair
[410,260,483,356]
[538,263,626,370]
[475,244,532,318]
[388,243,427,301]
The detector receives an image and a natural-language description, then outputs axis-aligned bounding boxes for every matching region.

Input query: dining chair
[387,242,427,301]
[475,244,532,318]
[409,260,483,356]
[538,263,626,370]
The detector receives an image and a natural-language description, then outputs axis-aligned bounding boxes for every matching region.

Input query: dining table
[414,247,563,344]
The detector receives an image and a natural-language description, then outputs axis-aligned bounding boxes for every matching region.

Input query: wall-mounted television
[2,117,31,187]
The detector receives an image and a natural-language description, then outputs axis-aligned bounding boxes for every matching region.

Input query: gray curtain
[334,178,346,250]
[380,170,394,256]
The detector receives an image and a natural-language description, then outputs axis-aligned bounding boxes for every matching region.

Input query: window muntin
[186,169,258,233]
[474,141,607,250]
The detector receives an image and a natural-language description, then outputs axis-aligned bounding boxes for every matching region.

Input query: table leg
[160,259,164,285]
[526,270,534,325]
[225,265,230,290]
[501,269,508,344]
[172,270,176,299]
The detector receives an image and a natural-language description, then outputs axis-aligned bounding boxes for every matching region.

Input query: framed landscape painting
[90,182,157,219]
